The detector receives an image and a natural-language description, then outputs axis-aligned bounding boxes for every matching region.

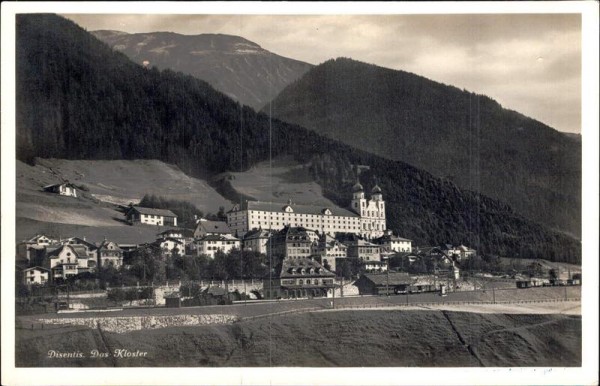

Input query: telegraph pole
[332,281,335,309]
[386,258,390,296]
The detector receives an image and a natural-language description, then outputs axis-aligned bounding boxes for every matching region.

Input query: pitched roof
[243,228,271,240]
[129,206,177,217]
[26,234,56,243]
[195,220,232,234]
[97,240,123,251]
[47,245,83,258]
[279,257,335,279]
[271,226,316,243]
[231,200,359,218]
[43,182,77,189]
[157,228,192,236]
[197,234,240,242]
[22,266,50,272]
[62,237,98,250]
[346,239,381,247]
[374,234,412,243]
[362,272,412,286]
[160,237,185,244]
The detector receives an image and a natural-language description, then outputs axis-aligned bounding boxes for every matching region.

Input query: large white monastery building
[226,182,386,239]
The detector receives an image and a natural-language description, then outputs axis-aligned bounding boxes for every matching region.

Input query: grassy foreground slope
[16,310,581,367]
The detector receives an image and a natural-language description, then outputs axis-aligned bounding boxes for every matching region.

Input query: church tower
[350,181,366,216]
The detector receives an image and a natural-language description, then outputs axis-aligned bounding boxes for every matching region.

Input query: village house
[43,182,78,197]
[440,244,462,259]
[193,219,233,238]
[62,237,98,259]
[267,226,318,259]
[456,245,477,260]
[96,240,124,268]
[374,230,412,252]
[263,257,335,299]
[45,245,92,280]
[16,234,59,266]
[156,237,186,256]
[242,228,272,254]
[195,234,241,258]
[126,206,178,227]
[415,246,453,266]
[311,233,347,272]
[345,239,382,261]
[22,266,50,286]
[157,228,194,250]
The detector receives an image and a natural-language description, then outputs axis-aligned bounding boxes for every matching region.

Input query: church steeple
[371,178,382,201]
[351,177,365,214]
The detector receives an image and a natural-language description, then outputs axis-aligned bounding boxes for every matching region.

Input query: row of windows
[281,278,323,285]
[204,241,238,245]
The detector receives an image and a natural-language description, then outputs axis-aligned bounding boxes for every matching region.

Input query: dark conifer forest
[266,58,582,239]
[16,14,581,263]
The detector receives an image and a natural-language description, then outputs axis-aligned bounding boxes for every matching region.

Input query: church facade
[226,182,386,239]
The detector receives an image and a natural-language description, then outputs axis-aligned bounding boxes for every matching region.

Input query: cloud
[62,13,581,133]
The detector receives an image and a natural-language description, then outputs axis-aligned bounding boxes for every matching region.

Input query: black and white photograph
[1,2,598,385]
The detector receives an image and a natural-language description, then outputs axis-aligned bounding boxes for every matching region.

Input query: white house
[22,267,50,285]
[45,245,86,280]
[374,231,412,253]
[156,238,186,256]
[126,206,178,227]
[43,182,78,197]
[242,228,271,254]
[196,234,241,258]
[96,240,124,268]
[456,245,477,260]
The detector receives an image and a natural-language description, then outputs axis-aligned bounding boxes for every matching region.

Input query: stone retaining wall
[39,314,238,334]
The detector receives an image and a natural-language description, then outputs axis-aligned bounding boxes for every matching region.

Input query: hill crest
[266,57,582,238]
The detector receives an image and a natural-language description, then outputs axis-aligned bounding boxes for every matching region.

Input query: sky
[63,13,582,133]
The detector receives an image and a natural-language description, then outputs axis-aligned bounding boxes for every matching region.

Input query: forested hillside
[15,14,580,262]
[266,58,582,239]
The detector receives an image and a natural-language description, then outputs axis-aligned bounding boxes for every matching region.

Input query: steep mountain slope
[266,58,582,238]
[15,14,581,262]
[15,158,233,243]
[92,30,313,111]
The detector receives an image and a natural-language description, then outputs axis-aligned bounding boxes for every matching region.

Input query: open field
[15,159,233,242]
[226,156,335,205]
[15,308,581,367]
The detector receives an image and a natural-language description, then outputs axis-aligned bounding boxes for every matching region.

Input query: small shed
[516,280,531,289]
[43,182,78,197]
[164,293,181,308]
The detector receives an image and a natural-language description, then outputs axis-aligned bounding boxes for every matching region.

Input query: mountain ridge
[266,57,581,238]
[91,29,313,110]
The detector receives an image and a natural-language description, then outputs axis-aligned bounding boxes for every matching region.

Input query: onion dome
[352,181,364,192]
[372,184,382,194]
